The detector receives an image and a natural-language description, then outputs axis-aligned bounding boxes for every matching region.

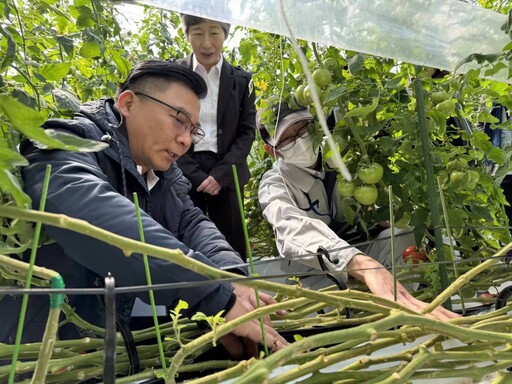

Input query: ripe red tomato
[402,246,428,264]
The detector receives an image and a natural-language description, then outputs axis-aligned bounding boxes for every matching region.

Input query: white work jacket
[258,159,364,280]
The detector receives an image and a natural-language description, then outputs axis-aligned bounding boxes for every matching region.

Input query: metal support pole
[103,273,116,383]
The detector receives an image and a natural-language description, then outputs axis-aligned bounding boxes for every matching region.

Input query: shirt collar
[136,166,160,191]
[192,54,223,75]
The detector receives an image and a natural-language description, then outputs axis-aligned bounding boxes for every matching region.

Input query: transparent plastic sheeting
[134,0,509,83]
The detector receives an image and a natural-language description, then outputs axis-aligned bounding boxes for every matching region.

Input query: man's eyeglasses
[134,92,205,144]
[276,121,315,151]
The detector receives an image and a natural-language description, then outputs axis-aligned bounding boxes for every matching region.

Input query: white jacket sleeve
[258,166,364,279]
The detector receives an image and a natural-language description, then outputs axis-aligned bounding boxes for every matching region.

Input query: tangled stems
[233,308,512,383]
[2,206,512,383]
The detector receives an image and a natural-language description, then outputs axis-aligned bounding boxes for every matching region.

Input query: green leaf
[385,76,403,89]
[345,97,379,118]
[0,95,107,152]
[477,109,499,124]
[0,25,15,71]
[0,169,31,208]
[39,62,71,81]
[0,146,28,169]
[340,197,358,225]
[76,14,95,29]
[43,129,109,152]
[347,53,365,75]
[79,41,101,59]
[0,94,48,131]
[55,35,75,57]
[52,88,81,112]
[377,136,394,151]
[111,51,131,78]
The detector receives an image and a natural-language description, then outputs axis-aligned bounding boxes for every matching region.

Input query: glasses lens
[192,128,205,144]
[277,139,296,152]
[298,121,314,138]
[277,121,314,151]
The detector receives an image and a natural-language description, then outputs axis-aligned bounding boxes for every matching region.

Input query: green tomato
[449,170,465,184]
[467,170,480,190]
[395,212,411,228]
[337,180,356,197]
[358,163,384,185]
[431,91,450,105]
[354,185,378,205]
[295,84,308,106]
[312,68,332,88]
[323,57,338,71]
[434,99,456,116]
[303,83,321,105]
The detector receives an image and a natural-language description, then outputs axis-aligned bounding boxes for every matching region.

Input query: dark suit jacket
[174,55,256,189]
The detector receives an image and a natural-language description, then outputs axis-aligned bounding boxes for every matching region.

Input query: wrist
[347,254,379,283]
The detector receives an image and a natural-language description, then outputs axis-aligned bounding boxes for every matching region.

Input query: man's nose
[176,129,192,149]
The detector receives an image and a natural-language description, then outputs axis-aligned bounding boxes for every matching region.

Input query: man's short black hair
[180,14,230,40]
[116,60,207,99]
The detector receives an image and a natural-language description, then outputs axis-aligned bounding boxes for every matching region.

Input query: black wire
[1,253,510,296]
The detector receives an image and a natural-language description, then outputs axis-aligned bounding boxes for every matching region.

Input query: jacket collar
[217,59,235,124]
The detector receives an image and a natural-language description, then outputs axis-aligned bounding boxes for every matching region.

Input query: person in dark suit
[174,14,256,261]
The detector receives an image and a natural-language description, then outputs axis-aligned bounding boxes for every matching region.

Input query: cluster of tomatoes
[294,68,333,107]
[337,163,384,206]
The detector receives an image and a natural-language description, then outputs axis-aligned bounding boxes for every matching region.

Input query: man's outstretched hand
[348,254,460,321]
[221,283,287,359]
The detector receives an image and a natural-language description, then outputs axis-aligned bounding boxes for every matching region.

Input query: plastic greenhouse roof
[133,0,509,83]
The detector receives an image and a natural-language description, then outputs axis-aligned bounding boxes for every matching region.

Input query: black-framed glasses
[134,92,205,144]
[276,121,315,151]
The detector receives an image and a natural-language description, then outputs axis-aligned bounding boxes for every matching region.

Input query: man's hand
[197,175,222,195]
[220,283,287,359]
[347,254,460,320]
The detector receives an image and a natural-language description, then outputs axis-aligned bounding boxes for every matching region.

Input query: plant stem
[9,165,51,384]
[413,66,451,308]
[133,193,167,374]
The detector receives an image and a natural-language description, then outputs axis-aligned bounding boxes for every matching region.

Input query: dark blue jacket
[1,98,244,343]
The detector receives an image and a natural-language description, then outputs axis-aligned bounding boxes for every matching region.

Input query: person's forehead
[189,20,224,31]
[154,83,199,116]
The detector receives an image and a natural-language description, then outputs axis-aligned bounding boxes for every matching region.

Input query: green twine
[9,164,52,384]
[133,193,167,374]
[232,164,269,356]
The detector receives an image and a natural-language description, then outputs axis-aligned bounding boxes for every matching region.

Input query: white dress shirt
[192,54,222,153]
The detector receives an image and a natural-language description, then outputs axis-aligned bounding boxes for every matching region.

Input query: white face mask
[278,135,319,168]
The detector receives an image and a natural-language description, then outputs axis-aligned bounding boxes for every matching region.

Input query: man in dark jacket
[2,60,285,355]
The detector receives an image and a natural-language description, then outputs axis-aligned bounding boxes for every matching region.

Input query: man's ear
[263,143,276,158]
[116,90,136,118]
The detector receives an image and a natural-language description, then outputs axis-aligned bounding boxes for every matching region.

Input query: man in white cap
[257,102,458,320]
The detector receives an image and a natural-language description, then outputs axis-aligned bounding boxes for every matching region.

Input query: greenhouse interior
[1,0,512,383]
